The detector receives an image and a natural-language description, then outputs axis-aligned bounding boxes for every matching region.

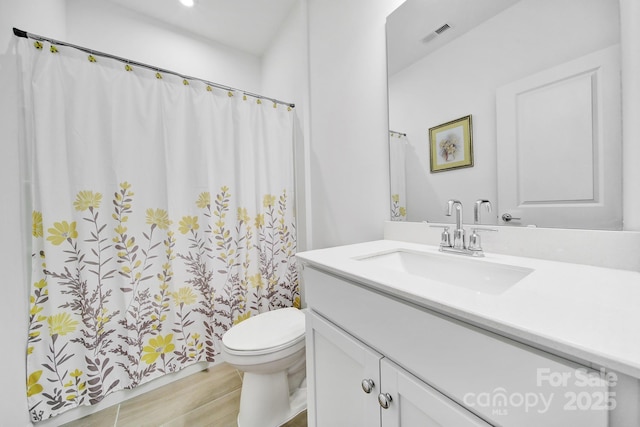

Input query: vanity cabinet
[307,311,382,426]
[380,358,491,426]
[307,312,490,427]
[303,265,612,427]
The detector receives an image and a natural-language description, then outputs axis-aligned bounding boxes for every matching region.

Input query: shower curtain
[19,38,298,422]
[389,132,407,221]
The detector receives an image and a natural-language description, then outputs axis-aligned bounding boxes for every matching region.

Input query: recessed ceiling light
[179,0,195,7]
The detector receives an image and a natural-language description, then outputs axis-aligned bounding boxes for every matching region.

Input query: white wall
[65,0,262,93]
[261,0,311,251]
[0,2,66,425]
[389,0,620,224]
[306,0,405,249]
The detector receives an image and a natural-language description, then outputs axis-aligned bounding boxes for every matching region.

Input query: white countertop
[296,240,640,379]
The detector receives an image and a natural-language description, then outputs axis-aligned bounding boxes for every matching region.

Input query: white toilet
[220,307,307,427]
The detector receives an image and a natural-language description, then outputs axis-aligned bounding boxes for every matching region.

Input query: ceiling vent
[421,23,452,44]
[435,23,451,34]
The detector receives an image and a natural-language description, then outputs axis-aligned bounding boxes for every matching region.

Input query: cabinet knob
[361,379,375,394]
[377,392,392,409]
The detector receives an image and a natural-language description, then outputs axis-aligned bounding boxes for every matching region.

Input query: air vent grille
[421,23,452,44]
[435,23,451,34]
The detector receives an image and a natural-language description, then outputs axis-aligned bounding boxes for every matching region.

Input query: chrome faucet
[469,200,495,252]
[446,199,465,250]
[429,199,497,257]
[474,199,492,224]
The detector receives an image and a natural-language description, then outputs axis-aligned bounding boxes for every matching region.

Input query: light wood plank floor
[61,363,307,427]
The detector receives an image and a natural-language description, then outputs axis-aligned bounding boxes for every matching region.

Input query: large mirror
[387,0,622,229]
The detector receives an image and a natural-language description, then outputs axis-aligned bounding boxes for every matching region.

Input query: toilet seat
[222,307,305,356]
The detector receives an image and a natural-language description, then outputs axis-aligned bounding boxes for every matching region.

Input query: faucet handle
[426,223,452,248]
[439,227,452,248]
[472,226,497,233]
[468,227,497,252]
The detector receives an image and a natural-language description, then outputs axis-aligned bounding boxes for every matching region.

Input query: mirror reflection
[387,0,622,229]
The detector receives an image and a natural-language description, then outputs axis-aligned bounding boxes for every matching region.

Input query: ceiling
[386,0,520,75]
[106,0,298,56]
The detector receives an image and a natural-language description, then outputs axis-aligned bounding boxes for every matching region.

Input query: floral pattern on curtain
[389,132,407,221]
[19,38,298,422]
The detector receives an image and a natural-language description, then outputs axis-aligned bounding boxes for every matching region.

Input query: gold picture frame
[429,115,473,173]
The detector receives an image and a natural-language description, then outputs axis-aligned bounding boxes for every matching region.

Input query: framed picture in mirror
[429,115,473,172]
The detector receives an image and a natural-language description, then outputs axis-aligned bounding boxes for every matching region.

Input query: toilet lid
[222,307,305,352]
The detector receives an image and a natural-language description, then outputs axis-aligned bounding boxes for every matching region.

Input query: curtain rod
[389,130,406,136]
[13,27,295,109]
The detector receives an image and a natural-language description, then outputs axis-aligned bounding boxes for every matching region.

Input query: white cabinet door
[306,312,383,427]
[380,359,492,427]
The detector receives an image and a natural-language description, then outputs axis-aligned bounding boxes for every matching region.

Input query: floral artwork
[438,133,459,162]
[429,115,474,172]
[27,185,299,422]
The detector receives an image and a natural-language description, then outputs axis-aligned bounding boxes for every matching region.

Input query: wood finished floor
[61,363,307,427]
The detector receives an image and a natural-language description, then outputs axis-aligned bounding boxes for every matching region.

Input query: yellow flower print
[142,334,175,365]
[237,207,250,223]
[233,312,251,325]
[30,304,44,316]
[73,191,103,211]
[178,216,199,234]
[32,211,43,238]
[196,192,211,209]
[120,181,132,190]
[48,312,79,337]
[293,297,301,309]
[27,370,43,397]
[146,208,171,230]
[249,274,264,289]
[70,369,83,378]
[254,214,264,228]
[399,207,407,217]
[171,287,197,306]
[34,279,47,289]
[263,194,276,208]
[392,194,400,203]
[47,221,78,246]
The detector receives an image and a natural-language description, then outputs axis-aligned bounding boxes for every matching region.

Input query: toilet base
[237,371,307,427]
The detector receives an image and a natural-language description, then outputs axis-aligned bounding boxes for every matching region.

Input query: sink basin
[356,249,533,295]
